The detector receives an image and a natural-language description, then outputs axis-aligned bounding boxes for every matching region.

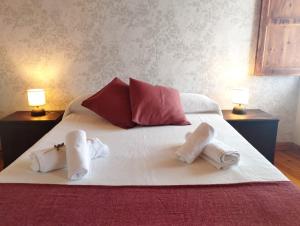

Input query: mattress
[0,112,287,185]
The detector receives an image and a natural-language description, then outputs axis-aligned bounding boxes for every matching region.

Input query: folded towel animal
[176,122,215,164]
[30,138,109,173]
[202,140,240,169]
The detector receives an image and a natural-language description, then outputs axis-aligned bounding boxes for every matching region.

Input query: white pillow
[180,93,222,116]
[64,93,222,118]
[63,94,100,118]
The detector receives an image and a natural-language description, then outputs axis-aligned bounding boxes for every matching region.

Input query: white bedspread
[0,113,287,185]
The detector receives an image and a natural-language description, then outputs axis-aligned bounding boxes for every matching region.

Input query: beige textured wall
[0,0,299,141]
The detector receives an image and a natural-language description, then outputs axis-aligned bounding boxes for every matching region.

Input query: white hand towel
[30,146,66,173]
[66,130,90,180]
[30,138,110,173]
[87,138,110,159]
[202,139,240,169]
[176,122,215,164]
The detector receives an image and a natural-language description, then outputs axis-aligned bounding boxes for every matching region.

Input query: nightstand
[222,109,279,163]
[0,111,64,167]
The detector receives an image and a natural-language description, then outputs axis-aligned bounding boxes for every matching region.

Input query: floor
[0,152,2,172]
[0,149,300,187]
[274,148,300,187]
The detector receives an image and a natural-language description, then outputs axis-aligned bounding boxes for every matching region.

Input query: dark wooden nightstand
[0,111,64,167]
[222,109,279,163]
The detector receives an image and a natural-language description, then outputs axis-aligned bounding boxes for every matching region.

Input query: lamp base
[31,108,46,117]
[232,104,247,115]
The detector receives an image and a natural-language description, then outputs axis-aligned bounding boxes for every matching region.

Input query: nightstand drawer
[0,122,57,166]
[222,109,279,164]
[0,111,64,167]
[228,120,278,163]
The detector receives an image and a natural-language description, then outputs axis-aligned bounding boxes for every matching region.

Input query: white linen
[0,113,288,185]
[63,94,100,119]
[176,123,215,164]
[180,93,222,116]
[30,146,66,173]
[63,93,222,118]
[202,140,240,169]
[66,130,90,180]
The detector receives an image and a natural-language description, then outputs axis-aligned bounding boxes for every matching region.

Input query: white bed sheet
[0,113,287,185]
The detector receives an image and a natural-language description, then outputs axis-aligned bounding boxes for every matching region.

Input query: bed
[0,94,300,225]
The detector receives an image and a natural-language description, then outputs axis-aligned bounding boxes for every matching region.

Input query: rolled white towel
[202,139,240,169]
[30,138,110,173]
[30,146,66,173]
[66,130,90,180]
[176,122,215,164]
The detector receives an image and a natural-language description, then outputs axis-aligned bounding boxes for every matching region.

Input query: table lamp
[27,89,46,116]
[232,88,249,115]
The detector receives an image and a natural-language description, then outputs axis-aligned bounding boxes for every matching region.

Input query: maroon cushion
[82,77,136,129]
[129,78,190,126]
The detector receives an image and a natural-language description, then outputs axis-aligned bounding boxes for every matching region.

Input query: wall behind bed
[0,0,299,142]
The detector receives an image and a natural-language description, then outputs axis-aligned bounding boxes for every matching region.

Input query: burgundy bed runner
[0,182,300,226]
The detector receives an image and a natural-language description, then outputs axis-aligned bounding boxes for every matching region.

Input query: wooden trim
[222,109,278,121]
[261,67,300,76]
[0,138,2,158]
[276,142,300,152]
[0,141,3,172]
[254,0,270,75]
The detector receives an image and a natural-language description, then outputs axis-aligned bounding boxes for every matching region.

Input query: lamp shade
[27,89,46,107]
[231,88,249,105]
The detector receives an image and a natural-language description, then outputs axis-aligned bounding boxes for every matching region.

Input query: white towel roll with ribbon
[66,130,90,180]
[30,138,110,173]
[30,146,66,173]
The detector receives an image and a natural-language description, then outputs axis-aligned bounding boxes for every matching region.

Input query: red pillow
[129,78,190,126]
[82,77,136,129]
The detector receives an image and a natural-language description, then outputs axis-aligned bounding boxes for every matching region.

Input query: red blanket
[0,182,300,226]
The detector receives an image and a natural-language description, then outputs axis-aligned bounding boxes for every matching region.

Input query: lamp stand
[232,104,247,115]
[31,106,46,117]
